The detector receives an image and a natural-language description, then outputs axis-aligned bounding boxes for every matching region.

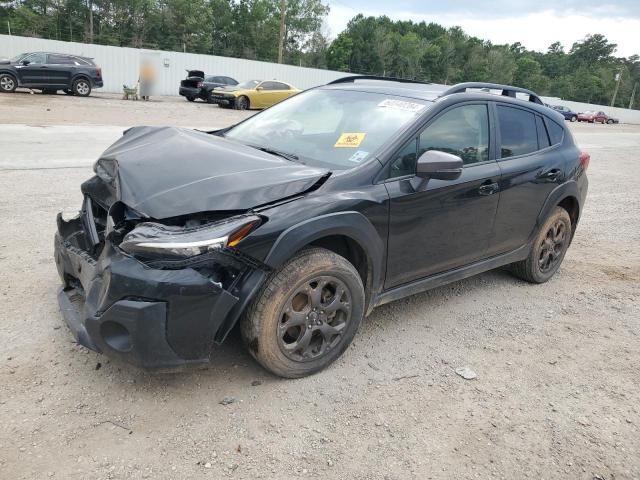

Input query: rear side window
[48,54,74,65]
[497,105,538,158]
[546,119,564,145]
[535,116,550,149]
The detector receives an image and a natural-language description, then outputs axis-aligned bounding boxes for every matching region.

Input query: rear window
[497,105,538,158]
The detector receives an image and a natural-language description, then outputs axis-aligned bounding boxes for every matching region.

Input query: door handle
[537,168,561,181]
[478,182,499,196]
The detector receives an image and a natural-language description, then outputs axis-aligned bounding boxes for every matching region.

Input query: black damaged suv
[55,77,589,377]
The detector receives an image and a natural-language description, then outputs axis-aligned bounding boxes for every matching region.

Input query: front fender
[264,211,385,307]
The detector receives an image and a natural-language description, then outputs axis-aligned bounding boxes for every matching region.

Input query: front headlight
[119,214,260,259]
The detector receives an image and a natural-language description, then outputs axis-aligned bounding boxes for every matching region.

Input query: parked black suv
[54,77,588,377]
[0,52,103,96]
[179,69,238,102]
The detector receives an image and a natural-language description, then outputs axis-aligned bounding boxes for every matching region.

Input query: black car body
[178,69,238,102]
[0,52,103,96]
[55,78,589,376]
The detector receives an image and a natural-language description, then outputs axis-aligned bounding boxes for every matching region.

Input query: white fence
[0,34,353,94]
[2,35,639,123]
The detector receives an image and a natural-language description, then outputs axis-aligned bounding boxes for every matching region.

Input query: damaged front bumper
[54,210,265,371]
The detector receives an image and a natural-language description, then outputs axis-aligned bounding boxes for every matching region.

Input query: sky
[324,0,640,57]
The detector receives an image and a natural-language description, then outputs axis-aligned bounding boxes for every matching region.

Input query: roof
[322,77,441,102]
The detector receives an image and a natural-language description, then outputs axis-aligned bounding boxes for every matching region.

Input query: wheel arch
[71,73,91,88]
[264,211,385,314]
[535,181,581,244]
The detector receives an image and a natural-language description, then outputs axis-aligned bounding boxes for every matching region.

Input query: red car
[577,110,618,124]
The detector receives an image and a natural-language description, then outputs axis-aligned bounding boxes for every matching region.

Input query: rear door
[46,54,75,87]
[384,102,501,287]
[488,102,566,255]
[15,52,48,86]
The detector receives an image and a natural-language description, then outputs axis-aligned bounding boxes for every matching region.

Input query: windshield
[224,88,430,169]
[237,80,260,89]
[10,53,28,62]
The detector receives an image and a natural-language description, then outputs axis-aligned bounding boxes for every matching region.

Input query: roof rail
[440,82,544,105]
[327,75,431,86]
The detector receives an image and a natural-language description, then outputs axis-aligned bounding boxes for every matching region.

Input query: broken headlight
[119,215,260,259]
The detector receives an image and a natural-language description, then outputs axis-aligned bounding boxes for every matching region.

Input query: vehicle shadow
[98,266,521,391]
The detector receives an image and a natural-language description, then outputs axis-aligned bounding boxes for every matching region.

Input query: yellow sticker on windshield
[334,133,366,148]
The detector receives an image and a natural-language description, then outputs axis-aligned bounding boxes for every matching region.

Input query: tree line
[1,1,638,108]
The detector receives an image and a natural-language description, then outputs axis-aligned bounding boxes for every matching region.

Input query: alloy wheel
[0,76,15,92]
[76,81,90,96]
[277,276,352,362]
[538,219,567,273]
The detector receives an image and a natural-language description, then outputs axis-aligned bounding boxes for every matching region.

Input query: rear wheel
[186,96,195,102]
[234,95,249,110]
[240,248,364,378]
[607,119,614,124]
[72,78,91,97]
[570,115,577,122]
[510,207,572,284]
[0,73,17,93]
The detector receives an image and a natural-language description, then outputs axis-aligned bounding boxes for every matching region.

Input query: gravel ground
[0,94,639,479]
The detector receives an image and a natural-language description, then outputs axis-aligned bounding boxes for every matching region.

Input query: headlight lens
[119,215,260,259]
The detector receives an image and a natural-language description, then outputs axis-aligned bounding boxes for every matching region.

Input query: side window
[419,104,489,165]
[261,81,288,91]
[535,115,550,149]
[225,77,238,85]
[497,105,538,158]
[24,53,46,64]
[546,119,564,145]
[272,82,289,90]
[48,54,74,65]
[389,138,418,178]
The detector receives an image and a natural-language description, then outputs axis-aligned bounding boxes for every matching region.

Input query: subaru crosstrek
[54,77,589,377]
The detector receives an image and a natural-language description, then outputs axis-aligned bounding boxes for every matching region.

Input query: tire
[570,115,577,122]
[234,95,249,110]
[240,247,365,378]
[510,207,572,284]
[72,78,91,97]
[607,119,614,124]
[186,96,195,102]
[0,73,17,93]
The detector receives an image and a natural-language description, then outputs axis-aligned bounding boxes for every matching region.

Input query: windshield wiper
[252,145,300,163]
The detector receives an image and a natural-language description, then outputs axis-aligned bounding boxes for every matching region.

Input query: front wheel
[234,95,249,110]
[0,73,17,93]
[570,115,577,122]
[72,78,91,97]
[241,248,364,378]
[510,207,572,284]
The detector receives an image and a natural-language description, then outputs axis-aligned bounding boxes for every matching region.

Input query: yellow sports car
[209,80,300,110]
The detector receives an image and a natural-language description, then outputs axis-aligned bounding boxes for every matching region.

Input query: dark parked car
[179,69,238,102]
[55,78,589,378]
[577,110,618,124]
[551,105,578,122]
[0,51,103,96]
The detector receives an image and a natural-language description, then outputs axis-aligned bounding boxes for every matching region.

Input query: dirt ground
[1,92,639,480]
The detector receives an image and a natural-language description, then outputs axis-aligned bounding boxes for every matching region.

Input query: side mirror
[21,59,30,66]
[416,150,463,180]
[256,86,264,91]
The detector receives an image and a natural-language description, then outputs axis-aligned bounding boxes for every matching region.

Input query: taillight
[579,152,590,170]
[96,67,102,77]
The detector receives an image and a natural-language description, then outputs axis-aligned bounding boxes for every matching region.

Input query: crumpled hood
[82,126,329,219]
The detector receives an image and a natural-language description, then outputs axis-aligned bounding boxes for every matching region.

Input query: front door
[384,103,501,288]
[257,81,291,107]
[15,52,48,86]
